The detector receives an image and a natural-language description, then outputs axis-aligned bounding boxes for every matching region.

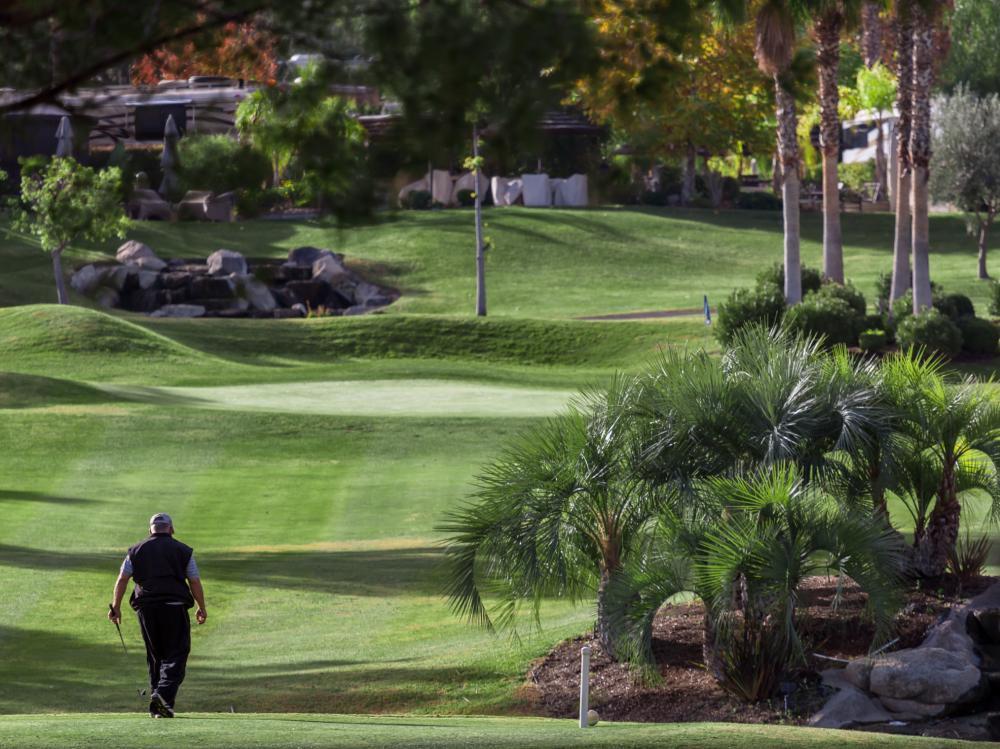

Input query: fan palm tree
[439,374,669,657]
[640,326,882,484]
[889,0,914,303]
[883,357,1000,577]
[609,464,908,700]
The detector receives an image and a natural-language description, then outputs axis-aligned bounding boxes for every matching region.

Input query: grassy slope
[0,715,978,749]
[1,207,993,318]
[0,305,712,387]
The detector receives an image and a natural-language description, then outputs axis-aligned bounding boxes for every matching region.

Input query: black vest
[128,533,195,610]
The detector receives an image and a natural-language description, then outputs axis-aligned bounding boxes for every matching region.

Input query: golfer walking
[109,513,207,718]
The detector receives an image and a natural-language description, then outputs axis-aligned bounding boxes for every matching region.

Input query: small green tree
[855,62,896,201]
[931,87,1000,279]
[12,158,128,304]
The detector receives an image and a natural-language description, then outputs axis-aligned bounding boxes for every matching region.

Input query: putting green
[100,379,574,418]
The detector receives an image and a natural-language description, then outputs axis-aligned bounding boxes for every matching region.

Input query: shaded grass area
[0,407,586,716]
[1,208,993,318]
[0,304,713,387]
[0,714,979,749]
[0,372,115,409]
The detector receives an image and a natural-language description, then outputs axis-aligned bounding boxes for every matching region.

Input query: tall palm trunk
[596,567,616,656]
[914,460,959,578]
[816,12,844,283]
[909,4,935,313]
[890,10,914,302]
[862,1,883,67]
[775,76,802,304]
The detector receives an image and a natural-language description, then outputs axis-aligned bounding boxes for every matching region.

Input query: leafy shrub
[17,154,49,180]
[757,263,823,296]
[947,531,992,584]
[736,191,782,211]
[403,189,432,210]
[784,295,862,347]
[863,313,895,344]
[715,286,786,345]
[177,134,271,195]
[990,281,1000,316]
[934,292,975,320]
[859,329,887,352]
[839,161,876,194]
[235,187,283,219]
[956,316,999,356]
[874,271,892,310]
[815,282,866,316]
[897,309,963,359]
[456,188,476,207]
[715,619,789,702]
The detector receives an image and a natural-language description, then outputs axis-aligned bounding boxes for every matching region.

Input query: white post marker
[579,645,591,728]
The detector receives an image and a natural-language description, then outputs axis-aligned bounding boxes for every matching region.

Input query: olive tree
[12,158,129,304]
[931,87,1000,279]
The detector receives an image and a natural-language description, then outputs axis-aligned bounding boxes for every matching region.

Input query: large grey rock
[809,685,893,729]
[116,240,166,270]
[207,249,247,276]
[869,647,983,708]
[70,264,101,295]
[844,658,873,691]
[150,304,206,318]
[135,269,160,290]
[232,275,276,313]
[879,696,948,718]
[354,281,393,307]
[311,253,349,284]
[94,287,119,309]
[287,246,336,267]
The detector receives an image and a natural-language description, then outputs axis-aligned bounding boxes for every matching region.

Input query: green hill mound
[0,372,114,409]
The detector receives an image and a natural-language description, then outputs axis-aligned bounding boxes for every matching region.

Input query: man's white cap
[149,512,173,526]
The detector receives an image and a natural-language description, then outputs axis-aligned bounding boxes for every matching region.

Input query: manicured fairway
[103,379,574,418]
[0,714,981,749]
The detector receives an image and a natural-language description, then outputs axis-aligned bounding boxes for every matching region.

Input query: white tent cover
[521,173,551,207]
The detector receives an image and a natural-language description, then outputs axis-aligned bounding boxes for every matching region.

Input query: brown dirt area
[525,575,997,726]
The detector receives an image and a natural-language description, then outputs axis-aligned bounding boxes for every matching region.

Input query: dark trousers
[136,604,191,707]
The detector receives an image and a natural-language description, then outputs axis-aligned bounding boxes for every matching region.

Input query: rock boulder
[207,249,247,276]
[808,685,892,729]
[287,246,336,267]
[869,646,984,710]
[151,304,206,318]
[116,240,166,271]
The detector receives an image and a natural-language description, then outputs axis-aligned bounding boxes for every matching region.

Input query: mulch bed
[525,575,997,725]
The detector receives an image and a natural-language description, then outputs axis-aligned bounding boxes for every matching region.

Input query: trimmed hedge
[756,263,823,296]
[957,316,999,356]
[815,282,866,316]
[715,285,786,345]
[784,295,861,347]
[859,329,887,352]
[897,309,963,359]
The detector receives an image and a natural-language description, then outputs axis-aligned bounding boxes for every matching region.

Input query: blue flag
[704,295,711,326]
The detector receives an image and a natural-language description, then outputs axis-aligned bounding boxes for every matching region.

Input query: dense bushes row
[717,264,999,359]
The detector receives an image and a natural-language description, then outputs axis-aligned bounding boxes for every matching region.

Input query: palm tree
[754,1,807,304]
[889,0,913,303]
[609,464,907,700]
[909,0,939,312]
[814,1,854,283]
[883,355,1000,577]
[439,375,668,657]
